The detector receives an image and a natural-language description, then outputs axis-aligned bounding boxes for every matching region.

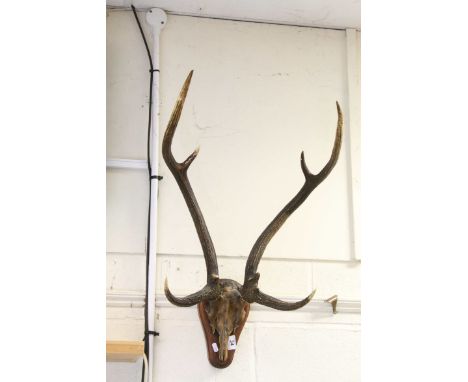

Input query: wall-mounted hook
[325,295,338,314]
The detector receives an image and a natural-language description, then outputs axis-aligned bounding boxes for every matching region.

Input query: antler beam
[162,71,221,306]
[241,102,343,308]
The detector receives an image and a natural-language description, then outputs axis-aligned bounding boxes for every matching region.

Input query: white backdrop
[107,10,360,382]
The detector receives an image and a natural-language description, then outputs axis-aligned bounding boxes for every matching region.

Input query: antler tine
[164,278,221,307]
[163,70,197,172]
[256,289,317,311]
[242,102,343,307]
[162,71,221,306]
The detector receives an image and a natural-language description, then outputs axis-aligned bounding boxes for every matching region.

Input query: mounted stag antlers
[163,71,343,368]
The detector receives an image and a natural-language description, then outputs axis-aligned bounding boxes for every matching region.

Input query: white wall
[107,10,360,382]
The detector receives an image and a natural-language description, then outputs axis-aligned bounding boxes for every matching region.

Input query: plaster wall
[107,11,360,382]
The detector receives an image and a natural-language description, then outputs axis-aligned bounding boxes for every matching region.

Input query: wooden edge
[106,340,144,362]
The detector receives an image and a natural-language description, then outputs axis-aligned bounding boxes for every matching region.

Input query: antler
[162,71,221,306]
[241,103,343,310]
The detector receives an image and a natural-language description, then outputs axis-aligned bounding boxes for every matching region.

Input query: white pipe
[142,353,149,382]
[145,8,166,382]
[345,28,361,261]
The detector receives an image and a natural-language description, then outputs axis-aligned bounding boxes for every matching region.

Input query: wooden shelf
[106,340,144,362]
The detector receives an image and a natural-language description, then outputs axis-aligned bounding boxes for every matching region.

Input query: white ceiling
[107,0,361,30]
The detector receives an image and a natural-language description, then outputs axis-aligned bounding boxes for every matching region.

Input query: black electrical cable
[131,5,153,172]
[130,6,160,382]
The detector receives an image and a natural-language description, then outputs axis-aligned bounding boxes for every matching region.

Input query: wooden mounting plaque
[197,301,250,368]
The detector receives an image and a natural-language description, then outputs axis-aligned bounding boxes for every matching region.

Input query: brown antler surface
[241,103,343,309]
[162,72,344,367]
[162,71,221,306]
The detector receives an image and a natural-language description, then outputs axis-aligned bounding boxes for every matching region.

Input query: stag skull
[205,281,248,361]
